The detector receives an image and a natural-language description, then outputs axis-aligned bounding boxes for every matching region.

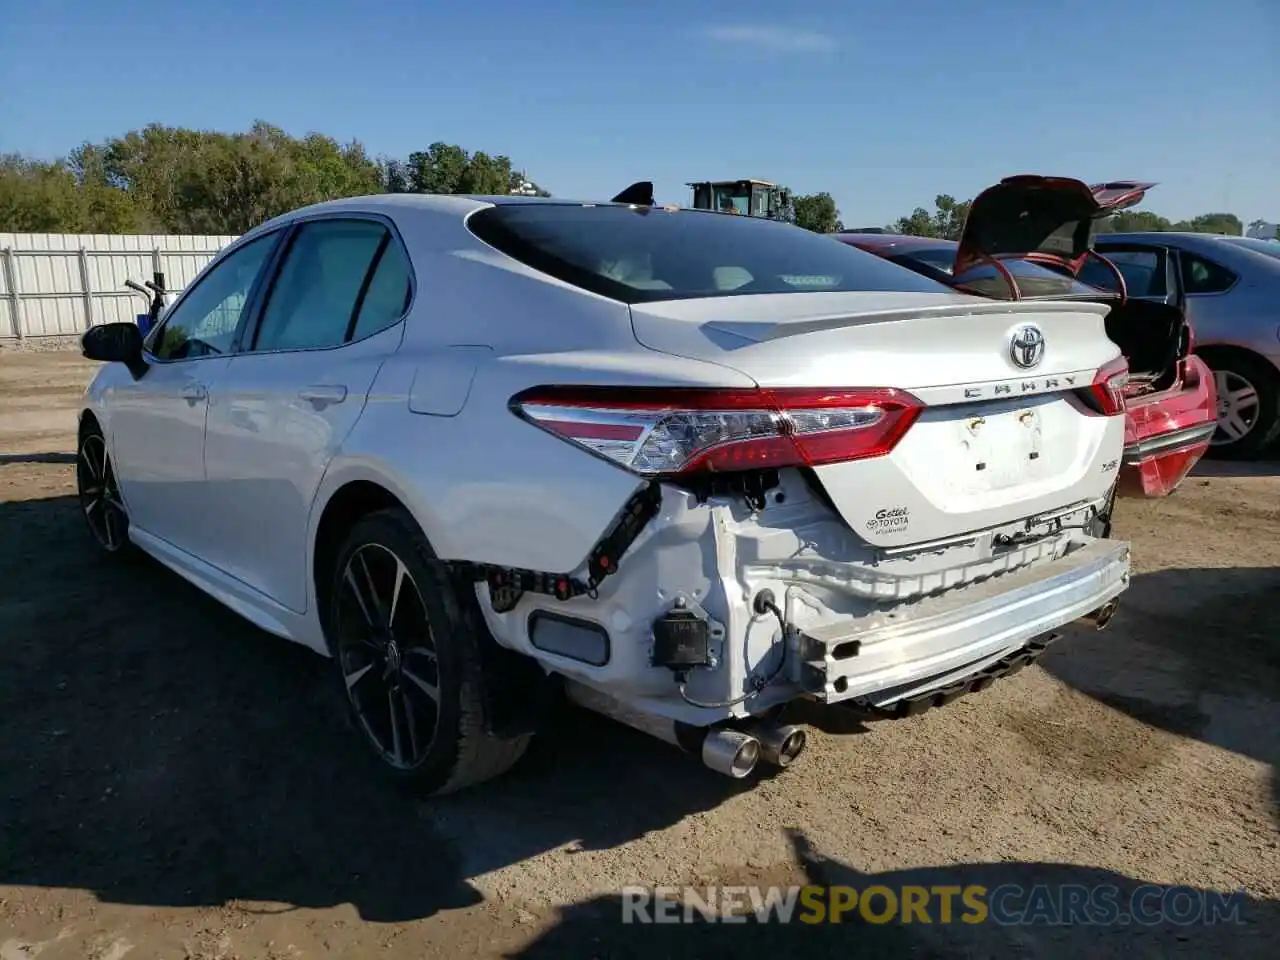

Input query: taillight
[1082,356,1130,416]
[510,386,924,478]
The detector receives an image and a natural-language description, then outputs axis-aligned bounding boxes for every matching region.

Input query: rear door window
[350,239,412,341]
[251,219,407,352]
[1082,249,1167,298]
[467,204,951,303]
[1180,252,1237,295]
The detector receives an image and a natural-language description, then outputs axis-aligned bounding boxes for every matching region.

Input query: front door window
[146,232,278,360]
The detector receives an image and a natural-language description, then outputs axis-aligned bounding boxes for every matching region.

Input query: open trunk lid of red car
[954,176,1156,276]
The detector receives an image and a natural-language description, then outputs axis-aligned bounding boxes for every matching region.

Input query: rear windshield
[466,204,952,303]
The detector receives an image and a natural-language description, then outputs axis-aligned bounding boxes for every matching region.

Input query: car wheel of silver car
[1206,354,1280,460]
[76,421,131,555]
[327,507,532,794]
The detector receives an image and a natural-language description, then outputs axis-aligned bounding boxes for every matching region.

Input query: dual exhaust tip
[561,678,807,780]
[701,724,807,779]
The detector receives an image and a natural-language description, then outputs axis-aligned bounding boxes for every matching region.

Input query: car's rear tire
[76,420,133,556]
[1204,353,1280,460]
[325,507,531,795]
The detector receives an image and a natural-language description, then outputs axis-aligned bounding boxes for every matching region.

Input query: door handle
[299,384,348,406]
[180,383,207,403]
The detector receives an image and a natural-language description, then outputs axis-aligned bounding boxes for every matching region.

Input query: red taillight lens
[1082,355,1130,416]
[510,386,924,477]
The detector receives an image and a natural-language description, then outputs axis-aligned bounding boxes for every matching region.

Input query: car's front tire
[76,419,132,556]
[1205,353,1280,460]
[326,507,532,795]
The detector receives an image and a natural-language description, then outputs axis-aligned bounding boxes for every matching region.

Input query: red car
[840,175,1217,498]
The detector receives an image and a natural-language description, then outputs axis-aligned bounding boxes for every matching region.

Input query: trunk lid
[954,176,1156,276]
[630,291,1126,546]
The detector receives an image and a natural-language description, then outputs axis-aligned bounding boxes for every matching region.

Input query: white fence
[0,233,239,340]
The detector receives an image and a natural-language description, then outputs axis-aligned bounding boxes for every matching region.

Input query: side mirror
[82,322,148,380]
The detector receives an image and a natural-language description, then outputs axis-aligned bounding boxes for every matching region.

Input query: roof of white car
[244,192,621,241]
[284,192,584,216]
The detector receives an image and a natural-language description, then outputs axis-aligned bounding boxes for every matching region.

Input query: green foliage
[887,195,971,240]
[1,151,146,232]
[791,191,843,233]
[1096,210,1243,235]
[0,122,549,234]
[6,129,1259,246]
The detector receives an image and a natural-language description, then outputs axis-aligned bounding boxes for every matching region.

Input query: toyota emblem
[1009,325,1046,369]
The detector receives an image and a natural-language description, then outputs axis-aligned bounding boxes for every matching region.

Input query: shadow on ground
[1192,447,1280,479]
[2,490,1277,932]
[1038,563,1280,830]
[0,493,758,924]
[511,828,1278,958]
[0,451,76,465]
[1037,566,1280,750]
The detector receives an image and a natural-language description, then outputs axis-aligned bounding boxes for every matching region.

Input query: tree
[792,191,843,233]
[457,151,514,195]
[890,193,1247,240]
[0,152,145,233]
[0,154,79,231]
[1096,209,1172,233]
[1173,212,1241,235]
[404,142,524,196]
[0,123,549,233]
[407,142,469,194]
[887,194,970,239]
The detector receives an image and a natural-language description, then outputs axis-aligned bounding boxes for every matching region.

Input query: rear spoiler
[706,299,1110,344]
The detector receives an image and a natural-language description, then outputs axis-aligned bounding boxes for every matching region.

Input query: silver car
[1088,233,1280,459]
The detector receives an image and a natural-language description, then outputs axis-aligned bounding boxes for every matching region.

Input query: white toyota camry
[77,189,1132,794]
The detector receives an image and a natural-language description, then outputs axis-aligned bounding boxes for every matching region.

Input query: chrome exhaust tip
[756,724,807,768]
[1081,598,1120,631]
[701,729,761,778]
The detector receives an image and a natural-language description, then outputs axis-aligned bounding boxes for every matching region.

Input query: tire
[75,420,133,556]
[1204,353,1280,460]
[325,507,532,795]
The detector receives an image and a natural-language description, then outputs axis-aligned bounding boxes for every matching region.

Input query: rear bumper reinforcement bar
[797,538,1130,706]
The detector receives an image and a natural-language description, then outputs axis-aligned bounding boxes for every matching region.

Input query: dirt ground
[1,351,1277,959]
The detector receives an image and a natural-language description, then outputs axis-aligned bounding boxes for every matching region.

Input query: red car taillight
[510,386,924,478]
[1081,355,1130,416]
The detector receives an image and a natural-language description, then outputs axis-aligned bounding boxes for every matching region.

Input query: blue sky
[2,0,1277,225]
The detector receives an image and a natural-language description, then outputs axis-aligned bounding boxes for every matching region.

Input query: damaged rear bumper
[1119,420,1216,496]
[797,538,1130,707]
[475,470,1128,726]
